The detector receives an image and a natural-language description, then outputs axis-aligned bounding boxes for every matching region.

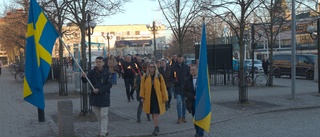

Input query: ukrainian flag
[23,0,59,110]
[194,18,211,132]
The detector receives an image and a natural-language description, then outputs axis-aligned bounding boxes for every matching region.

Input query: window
[135,31,140,35]
[127,31,130,35]
[298,56,309,64]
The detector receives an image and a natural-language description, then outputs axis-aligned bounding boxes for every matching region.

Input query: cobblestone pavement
[1,67,320,137]
[163,107,320,137]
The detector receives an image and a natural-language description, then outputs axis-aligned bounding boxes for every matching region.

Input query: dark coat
[171,63,190,95]
[159,65,173,88]
[262,60,269,70]
[183,76,196,114]
[170,59,177,67]
[121,61,139,79]
[82,67,112,107]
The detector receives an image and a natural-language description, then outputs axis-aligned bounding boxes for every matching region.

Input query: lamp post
[81,11,96,116]
[85,12,96,71]
[146,21,161,59]
[251,24,262,80]
[307,18,320,93]
[102,32,114,57]
[106,33,113,56]
[251,24,255,80]
[164,44,169,58]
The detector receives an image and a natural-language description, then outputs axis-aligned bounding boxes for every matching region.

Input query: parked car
[232,59,252,72]
[185,57,195,66]
[233,59,239,71]
[244,59,252,71]
[245,59,264,73]
[273,54,316,80]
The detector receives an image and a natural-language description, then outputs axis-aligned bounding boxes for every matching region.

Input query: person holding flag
[184,64,204,137]
[194,18,212,135]
[81,56,113,137]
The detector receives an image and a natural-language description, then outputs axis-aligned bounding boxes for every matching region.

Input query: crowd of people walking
[81,53,204,137]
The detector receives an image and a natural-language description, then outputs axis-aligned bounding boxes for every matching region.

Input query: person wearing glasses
[140,62,168,136]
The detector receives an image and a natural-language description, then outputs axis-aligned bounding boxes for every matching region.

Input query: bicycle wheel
[255,75,267,87]
[15,71,24,83]
[245,76,253,87]
[233,75,240,86]
[10,66,17,75]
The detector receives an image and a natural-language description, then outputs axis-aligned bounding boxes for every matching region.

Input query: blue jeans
[176,94,186,119]
[111,73,117,84]
[166,87,173,110]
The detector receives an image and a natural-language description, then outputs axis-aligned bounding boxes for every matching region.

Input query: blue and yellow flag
[194,18,211,132]
[23,0,59,110]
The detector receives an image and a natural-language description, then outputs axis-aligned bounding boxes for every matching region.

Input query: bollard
[57,100,74,137]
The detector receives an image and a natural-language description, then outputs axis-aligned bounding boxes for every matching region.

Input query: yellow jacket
[140,73,168,115]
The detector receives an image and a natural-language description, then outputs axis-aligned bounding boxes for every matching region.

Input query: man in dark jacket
[184,64,204,137]
[170,54,177,67]
[171,54,190,124]
[159,59,173,110]
[81,56,112,137]
[262,58,269,75]
[121,55,139,102]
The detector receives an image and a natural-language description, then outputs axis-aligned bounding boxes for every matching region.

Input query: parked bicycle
[254,73,268,87]
[15,67,24,84]
[9,63,21,75]
[233,71,253,87]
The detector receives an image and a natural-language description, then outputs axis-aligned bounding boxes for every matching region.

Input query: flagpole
[58,37,94,89]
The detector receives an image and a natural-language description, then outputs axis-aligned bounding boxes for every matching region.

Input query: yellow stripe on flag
[23,77,32,98]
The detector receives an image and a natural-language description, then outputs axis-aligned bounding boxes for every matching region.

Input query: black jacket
[171,63,190,95]
[183,76,196,114]
[121,61,139,79]
[262,60,269,70]
[159,65,173,88]
[82,67,112,107]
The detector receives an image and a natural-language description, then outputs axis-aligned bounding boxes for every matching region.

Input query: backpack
[133,74,142,90]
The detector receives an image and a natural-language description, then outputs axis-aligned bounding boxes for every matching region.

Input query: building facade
[60,24,166,60]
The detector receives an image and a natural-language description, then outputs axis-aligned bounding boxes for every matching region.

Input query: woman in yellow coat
[140,61,168,136]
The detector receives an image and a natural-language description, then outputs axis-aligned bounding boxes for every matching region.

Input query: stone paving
[1,67,320,137]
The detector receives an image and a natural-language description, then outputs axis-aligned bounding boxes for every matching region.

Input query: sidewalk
[1,67,320,137]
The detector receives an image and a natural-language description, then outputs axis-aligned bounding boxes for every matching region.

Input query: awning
[115,39,152,46]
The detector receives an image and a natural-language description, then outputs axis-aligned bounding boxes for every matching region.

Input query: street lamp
[251,24,262,80]
[80,11,96,116]
[85,12,96,71]
[164,44,169,58]
[307,18,320,93]
[102,32,113,57]
[146,21,161,59]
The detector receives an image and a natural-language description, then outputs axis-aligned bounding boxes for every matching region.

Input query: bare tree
[202,0,260,103]
[254,0,292,86]
[0,0,28,65]
[61,0,130,115]
[156,0,202,55]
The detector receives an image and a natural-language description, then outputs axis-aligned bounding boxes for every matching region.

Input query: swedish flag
[23,0,59,110]
[194,18,211,132]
